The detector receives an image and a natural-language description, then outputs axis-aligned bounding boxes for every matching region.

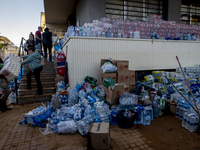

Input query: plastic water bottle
[152,99,160,118]
[185,31,190,40]
[70,26,75,36]
[75,25,79,36]
[141,107,151,125]
[167,31,170,39]
[102,29,106,37]
[107,27,111,38]
[78,26,82,36]
[180,32,183,40]
[82,26,86,37]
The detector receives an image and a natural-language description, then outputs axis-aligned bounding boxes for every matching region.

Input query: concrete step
[20,77,55,84]
[23,64,55,70]
[22,72,55,78]
[23,69,55,74]
[18,87,55,96]
[17,93,52,104]
[20,82,55,89]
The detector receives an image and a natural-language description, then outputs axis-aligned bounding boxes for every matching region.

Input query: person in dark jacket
[0,58,12,112]
[42,28,52,61]
[21,47,43,95]
[25,32,36,53]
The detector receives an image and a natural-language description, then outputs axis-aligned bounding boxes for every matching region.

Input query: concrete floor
[0,103,153,150]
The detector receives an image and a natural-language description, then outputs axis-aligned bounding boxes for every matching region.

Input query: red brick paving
[0,103,154,150]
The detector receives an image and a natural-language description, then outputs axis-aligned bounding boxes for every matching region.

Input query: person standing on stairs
[42,28,56,61]
[21,47,43,95]
[35,26,43,55]
[25,33,36,54]
[0,58,12,112]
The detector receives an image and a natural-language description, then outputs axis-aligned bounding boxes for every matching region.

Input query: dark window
[106,0,163,21]
[181,4,200,25]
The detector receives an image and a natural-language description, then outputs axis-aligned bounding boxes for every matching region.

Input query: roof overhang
[44,0,75,24]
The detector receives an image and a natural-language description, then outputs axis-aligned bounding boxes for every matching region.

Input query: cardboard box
[124,84,135,93]
[88,123,110,150]
[100,59,113,68]
[129,70,135,84]
[106,84,125,105]
[113,60,129,72]
[117,71,135,84]
[128,84,135,93]
[100,72,117,85]
[117,71,130,84]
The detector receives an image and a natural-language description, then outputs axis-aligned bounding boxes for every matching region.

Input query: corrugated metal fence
[63,37,200,88]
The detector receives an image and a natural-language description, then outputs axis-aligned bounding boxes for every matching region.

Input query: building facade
[43,0,200,35]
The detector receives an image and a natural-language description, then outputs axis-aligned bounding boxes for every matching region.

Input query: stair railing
[15,37,27,104]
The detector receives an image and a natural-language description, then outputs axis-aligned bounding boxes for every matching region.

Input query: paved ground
[0,103,153,150]
[0,103,200,150]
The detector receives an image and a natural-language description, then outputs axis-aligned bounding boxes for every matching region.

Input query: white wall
[63,37,200,89]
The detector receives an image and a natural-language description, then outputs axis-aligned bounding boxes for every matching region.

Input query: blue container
[57,61,65,67]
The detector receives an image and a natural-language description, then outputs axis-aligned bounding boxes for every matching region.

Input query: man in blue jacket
[21,47,43,95]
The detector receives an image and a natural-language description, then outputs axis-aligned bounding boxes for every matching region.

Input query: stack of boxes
[100,59,135,105]
[54,51,65,89]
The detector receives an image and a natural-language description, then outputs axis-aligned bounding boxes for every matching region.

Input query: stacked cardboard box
[100,59,136,105]
[54,51,65,87]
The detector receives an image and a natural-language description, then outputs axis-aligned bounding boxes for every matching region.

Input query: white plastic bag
[101,62,117,73]
[57,120,77,134]
[8,91,16,104]
[52,36,59,46]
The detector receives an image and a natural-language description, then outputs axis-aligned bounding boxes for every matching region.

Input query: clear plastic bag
[56,120,77,134]
[8,91,16,104]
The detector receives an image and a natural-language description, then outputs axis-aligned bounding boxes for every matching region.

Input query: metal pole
[176,56,200,116]
[160,72,199,115]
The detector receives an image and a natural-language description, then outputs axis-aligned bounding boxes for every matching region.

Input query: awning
[44,0,75,24]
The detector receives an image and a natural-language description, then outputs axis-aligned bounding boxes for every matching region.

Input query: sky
[0,0,44,46]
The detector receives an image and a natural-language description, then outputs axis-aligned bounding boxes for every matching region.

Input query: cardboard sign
[88,123,110,150]
[106,85,125,105]
[100,72,117,85]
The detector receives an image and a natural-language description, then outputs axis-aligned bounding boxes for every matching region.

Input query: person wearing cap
[0,58,12,112]
[21,47,43,95]
[35,26,42,55]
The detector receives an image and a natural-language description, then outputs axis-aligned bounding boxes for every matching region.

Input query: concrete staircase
[18,62,56,104]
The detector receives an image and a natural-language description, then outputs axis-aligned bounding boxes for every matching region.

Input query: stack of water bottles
[171,92,200,132]
[64,14,200,41]
[20,104,52,128]
[119,92,138,110]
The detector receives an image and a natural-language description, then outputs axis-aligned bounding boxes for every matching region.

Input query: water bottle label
[145,115,150,121]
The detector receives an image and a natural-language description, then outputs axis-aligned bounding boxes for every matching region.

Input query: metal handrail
[15,37,27,104]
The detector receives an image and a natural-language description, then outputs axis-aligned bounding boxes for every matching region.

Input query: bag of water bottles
[7,91,16,104]
[57,81,65,92]
[101,62,117,73]
[57,120,77,134]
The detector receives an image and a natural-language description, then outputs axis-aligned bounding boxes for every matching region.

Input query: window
[181,4,200,25]
[106,0,163,21]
